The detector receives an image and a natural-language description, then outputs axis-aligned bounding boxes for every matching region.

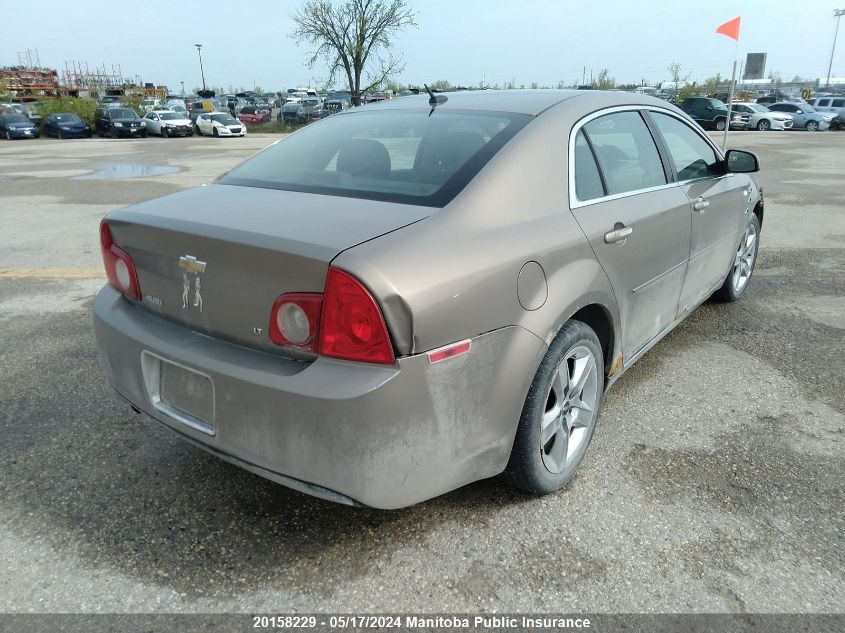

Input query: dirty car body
[93,90,763,508]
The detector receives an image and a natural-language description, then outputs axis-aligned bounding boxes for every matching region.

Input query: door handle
[693,197,710,212]
[604,225,633,245]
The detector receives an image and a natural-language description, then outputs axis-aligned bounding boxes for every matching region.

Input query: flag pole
[722,37,739,151]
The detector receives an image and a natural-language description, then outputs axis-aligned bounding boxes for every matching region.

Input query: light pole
[827,9,845,89]
[180,80,184,96]
[194,43,206,92]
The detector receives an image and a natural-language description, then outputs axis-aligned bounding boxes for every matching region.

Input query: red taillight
[319,268,395,364]
[100,221,141,300]
[268,268,395,364]
[269,293,322,351]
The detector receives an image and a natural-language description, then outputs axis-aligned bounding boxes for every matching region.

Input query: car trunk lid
[106,184,430,355]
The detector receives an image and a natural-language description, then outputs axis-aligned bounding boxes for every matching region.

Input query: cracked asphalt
[0,131,842,614]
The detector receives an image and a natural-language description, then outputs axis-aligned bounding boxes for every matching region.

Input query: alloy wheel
[732,222,758,294]
[540,345,599,474]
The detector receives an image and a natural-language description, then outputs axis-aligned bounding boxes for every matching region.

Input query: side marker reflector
[427,340,471,364]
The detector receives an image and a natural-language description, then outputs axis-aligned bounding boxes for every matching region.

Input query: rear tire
[505,320,604,494]
[756,119,770,131]
[714,215,761,302]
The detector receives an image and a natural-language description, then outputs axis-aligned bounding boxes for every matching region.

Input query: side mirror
[725,149,759,173]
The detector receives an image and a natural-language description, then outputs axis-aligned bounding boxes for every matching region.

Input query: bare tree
[291,0,416,104]
[666,62,691,97]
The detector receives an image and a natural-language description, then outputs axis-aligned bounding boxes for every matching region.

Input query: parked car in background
[187,100,219,122]
[679,97,745,131]
[1,103,42,127]
[730,102,793,131]
[301,97,322,119]
[0,112,39,139]
[325,98,351,115]
[809,96,845,118]
[767,102,832,131]
[96,107,147,138]
[281,102,307,124]
[195,112,246,137]
[143,110,193,137]
[167,103,190,119]
[237,106,271,125]
[140,98,161,113]
[42,113,92,139]
[98,95,123,108]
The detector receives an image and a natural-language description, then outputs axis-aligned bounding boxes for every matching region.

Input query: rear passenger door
[648,110,747,312]
[569,108,693,357]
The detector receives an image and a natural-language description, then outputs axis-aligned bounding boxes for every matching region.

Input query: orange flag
[716,16,741,41]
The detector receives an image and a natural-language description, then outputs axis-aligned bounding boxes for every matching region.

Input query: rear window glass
[220,109,531,207]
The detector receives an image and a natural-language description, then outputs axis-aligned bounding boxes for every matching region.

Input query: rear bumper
[93,286,545,508]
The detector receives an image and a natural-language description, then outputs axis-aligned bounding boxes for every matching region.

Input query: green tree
[291,0,416,104]
[595,69,615,90]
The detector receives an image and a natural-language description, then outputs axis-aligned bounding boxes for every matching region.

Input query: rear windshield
[220,109,530,207]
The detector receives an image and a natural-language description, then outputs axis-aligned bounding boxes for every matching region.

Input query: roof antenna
[424,84,447,115]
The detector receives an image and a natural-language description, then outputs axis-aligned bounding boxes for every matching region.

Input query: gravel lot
[0,131,842,614]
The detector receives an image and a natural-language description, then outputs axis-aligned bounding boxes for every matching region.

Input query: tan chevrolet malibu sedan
[94,90,763,508]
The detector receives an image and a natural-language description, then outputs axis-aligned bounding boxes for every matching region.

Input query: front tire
[806,120,819,132]
[756,119,771,131]
[6,131,12,140]
[715,118,727,131]
[714,214,761,302]
[161,127,169,138]
[505,320,604,494]
[212,127,219,137]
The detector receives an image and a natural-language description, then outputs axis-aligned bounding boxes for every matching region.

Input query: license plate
[24,130,32,135]
[141,352,215,435]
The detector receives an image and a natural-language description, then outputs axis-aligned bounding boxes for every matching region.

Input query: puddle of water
[75,164,180,180]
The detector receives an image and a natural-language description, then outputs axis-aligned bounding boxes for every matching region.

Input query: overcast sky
[3,0,841,93]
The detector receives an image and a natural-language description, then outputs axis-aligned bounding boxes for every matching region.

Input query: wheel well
[570,304,614,376]
[753,200,764,229]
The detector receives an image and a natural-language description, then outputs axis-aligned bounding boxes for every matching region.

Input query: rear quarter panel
[334,97,622,368]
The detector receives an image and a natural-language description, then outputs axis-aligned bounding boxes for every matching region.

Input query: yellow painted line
[0,267,105,279]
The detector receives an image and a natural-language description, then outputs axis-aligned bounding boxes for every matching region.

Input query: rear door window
[573,130,605,201]
[582,111,666,195]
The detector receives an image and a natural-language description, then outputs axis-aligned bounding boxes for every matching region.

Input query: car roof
[361,89,675,116]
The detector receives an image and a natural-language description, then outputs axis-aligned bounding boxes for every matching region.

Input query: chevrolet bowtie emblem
[178,255,207,274]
